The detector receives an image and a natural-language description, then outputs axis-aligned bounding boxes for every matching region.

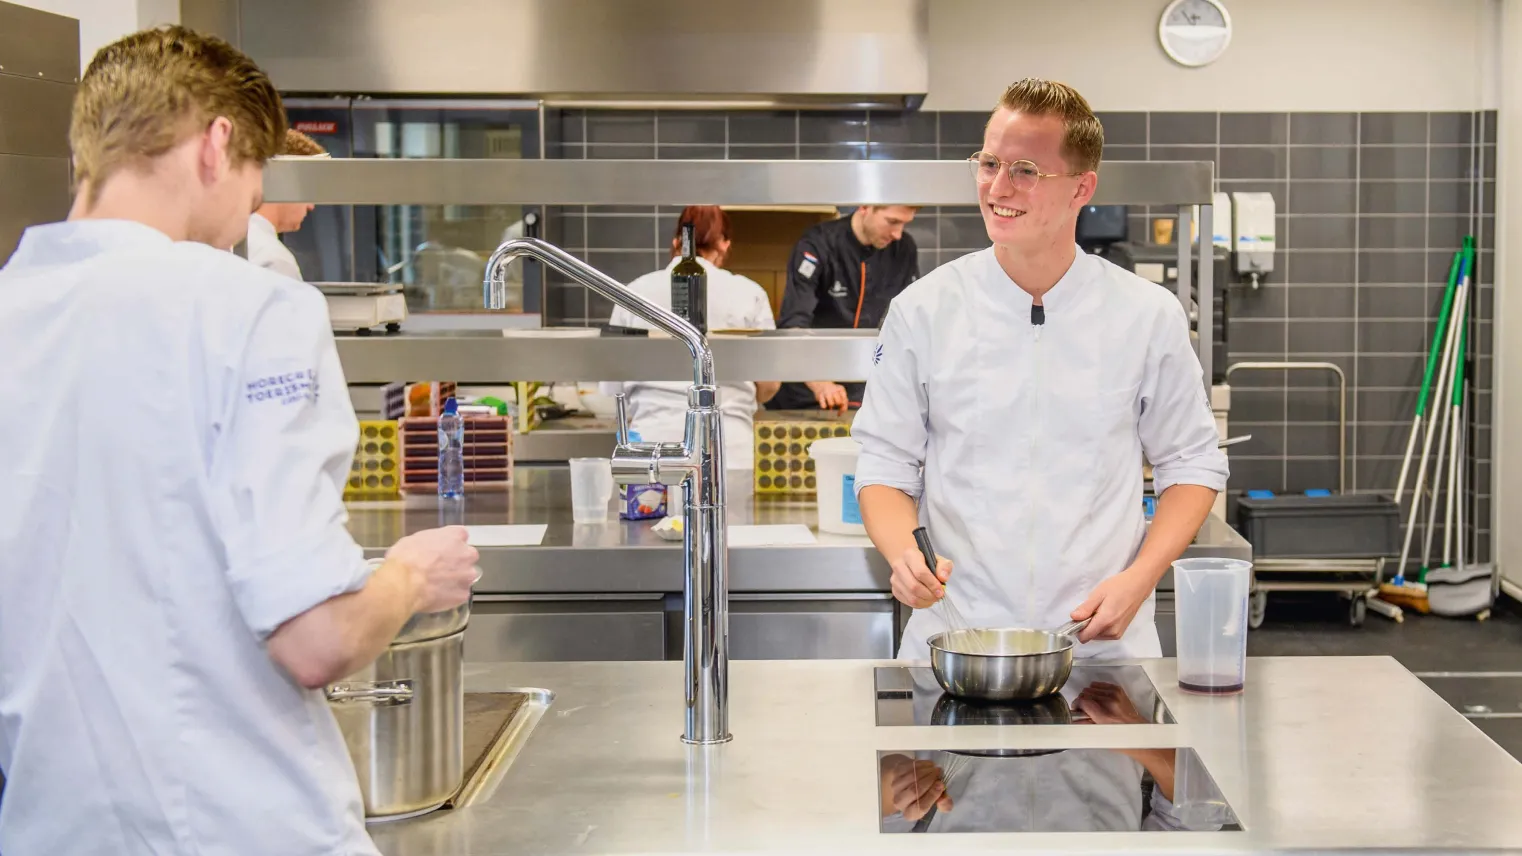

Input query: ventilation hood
[235,0,928,110]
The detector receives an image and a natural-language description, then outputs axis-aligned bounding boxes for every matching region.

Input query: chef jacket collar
[986,243,1090,314]
[7,218,173,270]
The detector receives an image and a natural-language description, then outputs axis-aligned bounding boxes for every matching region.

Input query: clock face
[1160,0,1233,67]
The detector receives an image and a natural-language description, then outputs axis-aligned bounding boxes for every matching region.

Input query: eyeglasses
[967,151,1086,192]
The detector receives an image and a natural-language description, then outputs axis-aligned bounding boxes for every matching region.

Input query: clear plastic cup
[569,457,614,523]
[1172,557,1253,694]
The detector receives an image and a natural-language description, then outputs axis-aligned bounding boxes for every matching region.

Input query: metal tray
[315,281,405,297]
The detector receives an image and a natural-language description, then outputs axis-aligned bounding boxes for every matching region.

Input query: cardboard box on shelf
[722,206,840,317]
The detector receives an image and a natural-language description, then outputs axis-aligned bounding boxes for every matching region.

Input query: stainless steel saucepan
[930,692,1084,757]
[927,619,1090,702]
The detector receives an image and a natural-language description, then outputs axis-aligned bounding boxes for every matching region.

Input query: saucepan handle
[326,679,415,706]
[1053,618,1091,638]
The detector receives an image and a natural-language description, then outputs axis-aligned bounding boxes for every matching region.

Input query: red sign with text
[293,121,338,134]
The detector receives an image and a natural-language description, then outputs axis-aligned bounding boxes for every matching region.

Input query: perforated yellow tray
[753,420,852,495]
[345,421,402,500]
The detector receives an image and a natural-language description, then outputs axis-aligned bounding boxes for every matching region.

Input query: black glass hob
[874,664,1174,727]
[875,747,1240,834]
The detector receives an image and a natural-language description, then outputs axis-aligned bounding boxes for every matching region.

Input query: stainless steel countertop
[345,467,1252,594]
[369,657,1522,854]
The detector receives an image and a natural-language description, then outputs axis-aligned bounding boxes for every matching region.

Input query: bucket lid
[394,601,471,644]
[808,436,861,458]
[365,558,472,643]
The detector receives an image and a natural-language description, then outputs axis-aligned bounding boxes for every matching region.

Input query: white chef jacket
[0,220,378,855]
[601,257,777,469]
[247,211,304,281]
[853,247,1228,660]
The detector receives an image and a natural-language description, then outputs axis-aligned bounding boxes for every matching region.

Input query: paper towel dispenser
[1230,191,1276,289]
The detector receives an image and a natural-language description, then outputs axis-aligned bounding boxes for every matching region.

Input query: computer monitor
[1076,204,1129,246]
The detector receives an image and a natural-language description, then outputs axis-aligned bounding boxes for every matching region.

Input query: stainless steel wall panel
[0,2,79,85]
[264,158,1215,206]
[179,0,242,46]
[0,75,73,158]
[0,2,76,265]
[0,154,69,262]
[239,0,927,99]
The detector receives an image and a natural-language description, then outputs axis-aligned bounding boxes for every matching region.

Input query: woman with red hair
[603,205,779,469]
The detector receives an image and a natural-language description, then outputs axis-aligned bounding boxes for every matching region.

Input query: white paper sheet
[725,524,817,547]
[466,524,549,547]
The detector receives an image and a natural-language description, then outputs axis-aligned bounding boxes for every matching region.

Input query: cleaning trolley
[1226,361,1399,627]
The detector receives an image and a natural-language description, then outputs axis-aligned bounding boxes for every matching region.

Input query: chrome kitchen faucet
[484,238,730,744]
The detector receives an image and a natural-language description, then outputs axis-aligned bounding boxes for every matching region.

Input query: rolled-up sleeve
[1141,299,1229,496]
[851,302,928,499]
[210,289,372,639]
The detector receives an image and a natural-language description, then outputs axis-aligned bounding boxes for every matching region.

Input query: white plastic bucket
[808,436,865,536]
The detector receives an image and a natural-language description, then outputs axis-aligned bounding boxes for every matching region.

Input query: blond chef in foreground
[852,78,1228,661]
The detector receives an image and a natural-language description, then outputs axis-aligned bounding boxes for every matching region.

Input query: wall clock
[1160,0,1233,68]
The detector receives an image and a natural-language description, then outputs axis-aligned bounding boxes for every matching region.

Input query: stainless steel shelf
[334,330,878,383]
[345,467,1252,595]
[301,156,1219,391]
[264,158,1216,206]
[510,426,617,462]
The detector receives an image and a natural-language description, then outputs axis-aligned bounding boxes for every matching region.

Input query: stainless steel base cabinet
[467,595,666,661]
[1155,593,1176,658]
[724,595,897,660]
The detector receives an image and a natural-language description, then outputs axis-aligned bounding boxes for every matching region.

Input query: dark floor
[1247,592,1522,759]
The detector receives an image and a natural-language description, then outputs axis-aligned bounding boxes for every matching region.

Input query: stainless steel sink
[454,687,554,810]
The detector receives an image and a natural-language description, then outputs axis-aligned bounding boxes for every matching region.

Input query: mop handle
[1394,247,1471,584]
[1441,244,1475,570]
[1451,246,1473,409]
[1395,248,1464,501]
[1416,250,1464,418]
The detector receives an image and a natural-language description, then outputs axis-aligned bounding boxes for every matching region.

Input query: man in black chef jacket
[770,204,921,412]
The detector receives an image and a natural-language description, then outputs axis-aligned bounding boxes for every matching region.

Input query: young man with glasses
[852,79,1228,662]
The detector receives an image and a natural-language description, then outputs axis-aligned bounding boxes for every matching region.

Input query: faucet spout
[484,237,715,388]
[484,238,731,745]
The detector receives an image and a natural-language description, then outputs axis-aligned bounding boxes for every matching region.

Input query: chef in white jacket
[601,205,780,470]
[853,78,1228,660]
[246,128,326,280]
[0,27,478,856]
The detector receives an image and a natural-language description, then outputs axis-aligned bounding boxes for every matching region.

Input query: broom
[1382,239,1475,612]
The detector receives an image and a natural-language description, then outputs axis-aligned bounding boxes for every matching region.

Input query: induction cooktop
[875,747,1241,834]
[874,664,1174,727]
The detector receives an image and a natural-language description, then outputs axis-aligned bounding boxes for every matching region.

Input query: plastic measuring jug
[569,457,615,523]
[1172,557,1253,694]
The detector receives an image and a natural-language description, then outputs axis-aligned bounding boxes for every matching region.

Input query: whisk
[910,752,975,831]
[938,751,974,795]
[912,527,987,654]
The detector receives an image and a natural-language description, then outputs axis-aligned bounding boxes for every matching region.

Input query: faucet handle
[614,393,631,446]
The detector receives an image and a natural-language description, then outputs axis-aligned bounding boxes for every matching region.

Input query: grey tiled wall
[541,108,1495,561]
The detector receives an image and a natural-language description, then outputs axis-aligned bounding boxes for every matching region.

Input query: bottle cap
[442,396,459,415]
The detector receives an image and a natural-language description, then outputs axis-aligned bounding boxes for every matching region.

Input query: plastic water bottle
[438,397,465,501]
